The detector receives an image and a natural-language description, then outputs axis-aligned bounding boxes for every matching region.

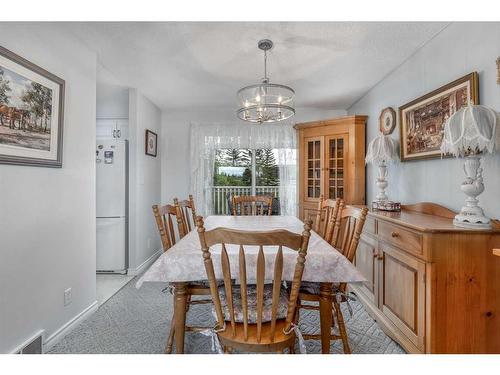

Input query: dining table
[136,215,366,354]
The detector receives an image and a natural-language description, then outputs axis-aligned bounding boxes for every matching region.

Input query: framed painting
[399,72,478,161]
[0,46,65,167]
[145,129,157,157]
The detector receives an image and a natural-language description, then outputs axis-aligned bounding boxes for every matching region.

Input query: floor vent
[17,333,43,354]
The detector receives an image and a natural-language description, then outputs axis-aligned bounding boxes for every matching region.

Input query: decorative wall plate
[379,107,396,135]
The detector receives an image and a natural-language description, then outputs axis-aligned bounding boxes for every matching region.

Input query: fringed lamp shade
[365,134,398,203]
[440,104,499,228]
[365,134,398,165]
[440,105,498,156]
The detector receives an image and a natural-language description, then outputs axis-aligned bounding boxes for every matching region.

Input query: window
[212,148,281,214]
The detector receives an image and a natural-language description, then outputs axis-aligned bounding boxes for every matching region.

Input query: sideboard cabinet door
[378,244,426,352]
[354,234,378,305]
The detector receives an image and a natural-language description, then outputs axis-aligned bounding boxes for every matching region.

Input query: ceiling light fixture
[237,39,295,124]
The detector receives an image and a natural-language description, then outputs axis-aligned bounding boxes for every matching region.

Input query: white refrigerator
[96,139,128,273]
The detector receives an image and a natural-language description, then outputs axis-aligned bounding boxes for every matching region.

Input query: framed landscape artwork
[0,46,65,167]
[145,129,157,157]
[399,72,478,161]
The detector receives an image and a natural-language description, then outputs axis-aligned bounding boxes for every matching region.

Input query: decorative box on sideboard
[351,203,500,353]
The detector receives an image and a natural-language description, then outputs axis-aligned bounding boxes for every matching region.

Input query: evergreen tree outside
[256,148,279,186]
[213,148,279,187]
[213,148,252,186]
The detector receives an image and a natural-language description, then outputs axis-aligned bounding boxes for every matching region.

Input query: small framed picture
[145,129,157,157]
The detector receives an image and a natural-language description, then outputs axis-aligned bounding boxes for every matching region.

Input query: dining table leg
[172,282,188,354]
[319,282,333,354]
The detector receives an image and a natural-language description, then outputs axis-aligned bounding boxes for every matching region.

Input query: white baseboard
[43,300,98,353]
[127,248,162,276]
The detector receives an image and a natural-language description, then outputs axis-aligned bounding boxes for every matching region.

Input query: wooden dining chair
[152,198,212,354]
[296,205,368,354]
[196,216,313,353]
[232,195,273,216]
[152,199,186,251]
[314,195,342,243]
[178,194,197,234]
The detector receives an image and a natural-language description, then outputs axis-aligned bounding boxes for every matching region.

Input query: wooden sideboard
[295,116,366,223]
[350,203,500,353]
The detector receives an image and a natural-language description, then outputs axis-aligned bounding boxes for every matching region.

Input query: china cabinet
[295,116,367,223]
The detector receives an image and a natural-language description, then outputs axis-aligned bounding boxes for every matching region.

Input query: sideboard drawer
[378,221,423,256]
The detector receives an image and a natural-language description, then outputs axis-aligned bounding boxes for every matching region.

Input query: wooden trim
[294,115,368,130]
[401,202,456,219]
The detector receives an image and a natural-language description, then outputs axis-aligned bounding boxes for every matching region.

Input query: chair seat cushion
[187,280,224,288]
[214,284,289,323]
[168,280,224,290]
[298,281,341,295]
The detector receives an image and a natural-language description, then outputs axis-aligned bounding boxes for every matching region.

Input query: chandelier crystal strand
[237,39,295,123]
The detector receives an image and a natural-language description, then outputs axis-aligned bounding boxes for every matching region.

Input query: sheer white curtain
[190,122,297,216]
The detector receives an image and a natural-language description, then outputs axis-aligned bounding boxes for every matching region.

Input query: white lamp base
[453,218,491,229]
[375,162,389,202]
[453,155,491,229]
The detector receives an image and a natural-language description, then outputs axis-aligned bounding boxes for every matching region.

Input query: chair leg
[333,299,351,354]
[294,300,300,325]
[165,316,175,354]
[289,345,295,354]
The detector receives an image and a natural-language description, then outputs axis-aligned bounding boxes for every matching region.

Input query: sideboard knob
[391,231,399,238]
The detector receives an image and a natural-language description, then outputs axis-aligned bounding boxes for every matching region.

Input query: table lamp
[365,133,398,207]
[441,104,499,228]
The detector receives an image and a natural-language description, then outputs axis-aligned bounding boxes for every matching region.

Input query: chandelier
[237,39,295,123]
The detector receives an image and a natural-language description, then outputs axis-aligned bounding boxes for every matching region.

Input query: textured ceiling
[63,22,448,111]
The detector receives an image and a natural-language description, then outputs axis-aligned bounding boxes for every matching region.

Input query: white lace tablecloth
[136,215,365,288]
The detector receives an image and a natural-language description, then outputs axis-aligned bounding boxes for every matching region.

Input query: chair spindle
[239,245,249,341]
[256,246,265,343]
[221,244,236,337]
[270,246,283,342]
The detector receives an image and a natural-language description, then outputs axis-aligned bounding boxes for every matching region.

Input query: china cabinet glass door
[326,135,348,200]
[305,137,322,199]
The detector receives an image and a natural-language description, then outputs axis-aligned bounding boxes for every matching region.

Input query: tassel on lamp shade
[440,104,499,228]
[365,134,398,202]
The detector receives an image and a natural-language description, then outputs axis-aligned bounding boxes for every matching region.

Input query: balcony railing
[211,185,280,215]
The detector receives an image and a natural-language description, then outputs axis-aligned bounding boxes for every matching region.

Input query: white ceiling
[64,22,449,111]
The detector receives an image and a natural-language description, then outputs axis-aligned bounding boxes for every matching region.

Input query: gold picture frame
[399,72,479,162]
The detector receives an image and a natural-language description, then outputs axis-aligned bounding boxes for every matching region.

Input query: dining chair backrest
[232,195,273,216]
[196,216,313,343]
[332,205,369,262]
[152,198,187,251]
[178,194,197,233]
[314,195,342,243]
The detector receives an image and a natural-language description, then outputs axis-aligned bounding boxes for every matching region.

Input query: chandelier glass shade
[237,39,295,123]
